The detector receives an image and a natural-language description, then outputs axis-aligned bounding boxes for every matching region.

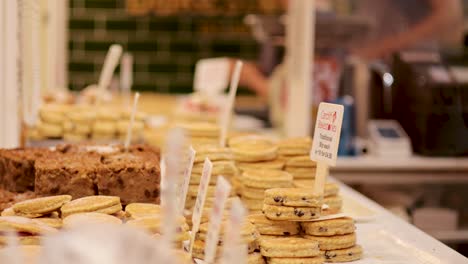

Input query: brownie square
[0,148,51,192]
[34,152,101,199]
[96,148,161,205]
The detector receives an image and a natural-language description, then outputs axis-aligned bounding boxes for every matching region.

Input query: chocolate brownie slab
[34,152,100,199]
[96,147,161,205]
[0,148,51,192]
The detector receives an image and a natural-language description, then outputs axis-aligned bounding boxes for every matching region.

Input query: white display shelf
[332,156,468,184]
[335,178,468,263]
[335,156,468,171]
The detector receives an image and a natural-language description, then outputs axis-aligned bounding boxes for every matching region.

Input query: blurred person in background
[233,0,464,99]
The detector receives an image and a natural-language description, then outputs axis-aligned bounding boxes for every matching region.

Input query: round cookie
[92,121,117,134]
[237,159,285,171]
[63,212,122,228]
[193,146,232,163]
[229,135,275,148]
[242,170,293,189]
[278,137,312,156]
[301,217,355,236]
[304,233,356,250]
[67,110,96,124]
[94,204,123,215]
[35,217,63,229]
[63,132,88,142]
[259,237,320,258]
[190,173,218,185]
[285,156,317,168]
[264,188,322,207]
[198,220,259,244]
[97,108,120,121]
[39,106,67,124]
[37,122,63,138]
[262,204,321,221]
[0,216,58,235]
[323,245,363,262]
[231,143,278,162]
[241,186,267,200]
[285,167,317,179]
[1,208,16,217]
[266,256,324,264]
[13,195,72,217]
[192,160,237,176]
[247,213,300,236]
[126,216,190,242]
[60,196,121,218]
[125,203,161,219]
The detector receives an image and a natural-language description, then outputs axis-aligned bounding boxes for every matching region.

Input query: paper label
[178,146,196,213]
[310,102,344,166]
[220,198,247,264]
[161,129,186,246]
[189,158,213,256]
[193,58,230,94]
[219,61,242,147]
[204,177,232,263]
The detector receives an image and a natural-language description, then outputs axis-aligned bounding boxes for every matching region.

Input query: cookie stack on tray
[177,122,221,146]
[185,145,235,210]
[239,170,293,214]
[277,137,314,179]
[35,104,70,139]
[293,180,342,216]
[279,137,344,215]
[63,106,95,142]
[192,220,262,263]
[302,217,363,262]
[228,136,288,213]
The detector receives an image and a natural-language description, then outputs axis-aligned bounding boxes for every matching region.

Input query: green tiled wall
[68,0,259,93]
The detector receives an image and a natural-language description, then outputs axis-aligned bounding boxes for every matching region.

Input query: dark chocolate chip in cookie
[294,208,304,217]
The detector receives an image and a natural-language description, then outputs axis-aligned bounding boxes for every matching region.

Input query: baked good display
[185,145,235,210]
[60,195,122,217]
[63,212,122,228]
[0,216,58,246]
[193,220,261,261]
[1,144,161,205]
[125,203,161,219]
[28,104,149,143]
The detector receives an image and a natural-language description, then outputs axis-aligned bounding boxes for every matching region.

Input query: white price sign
[221,198,247,264]
[178,146,196,213]
[204,177,232,263]
[189,158,213,256]
[310,102,344,196]
[310,102,344,166]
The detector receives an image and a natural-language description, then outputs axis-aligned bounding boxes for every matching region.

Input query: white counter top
[335,156,468,171]
[336,178,467,263]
